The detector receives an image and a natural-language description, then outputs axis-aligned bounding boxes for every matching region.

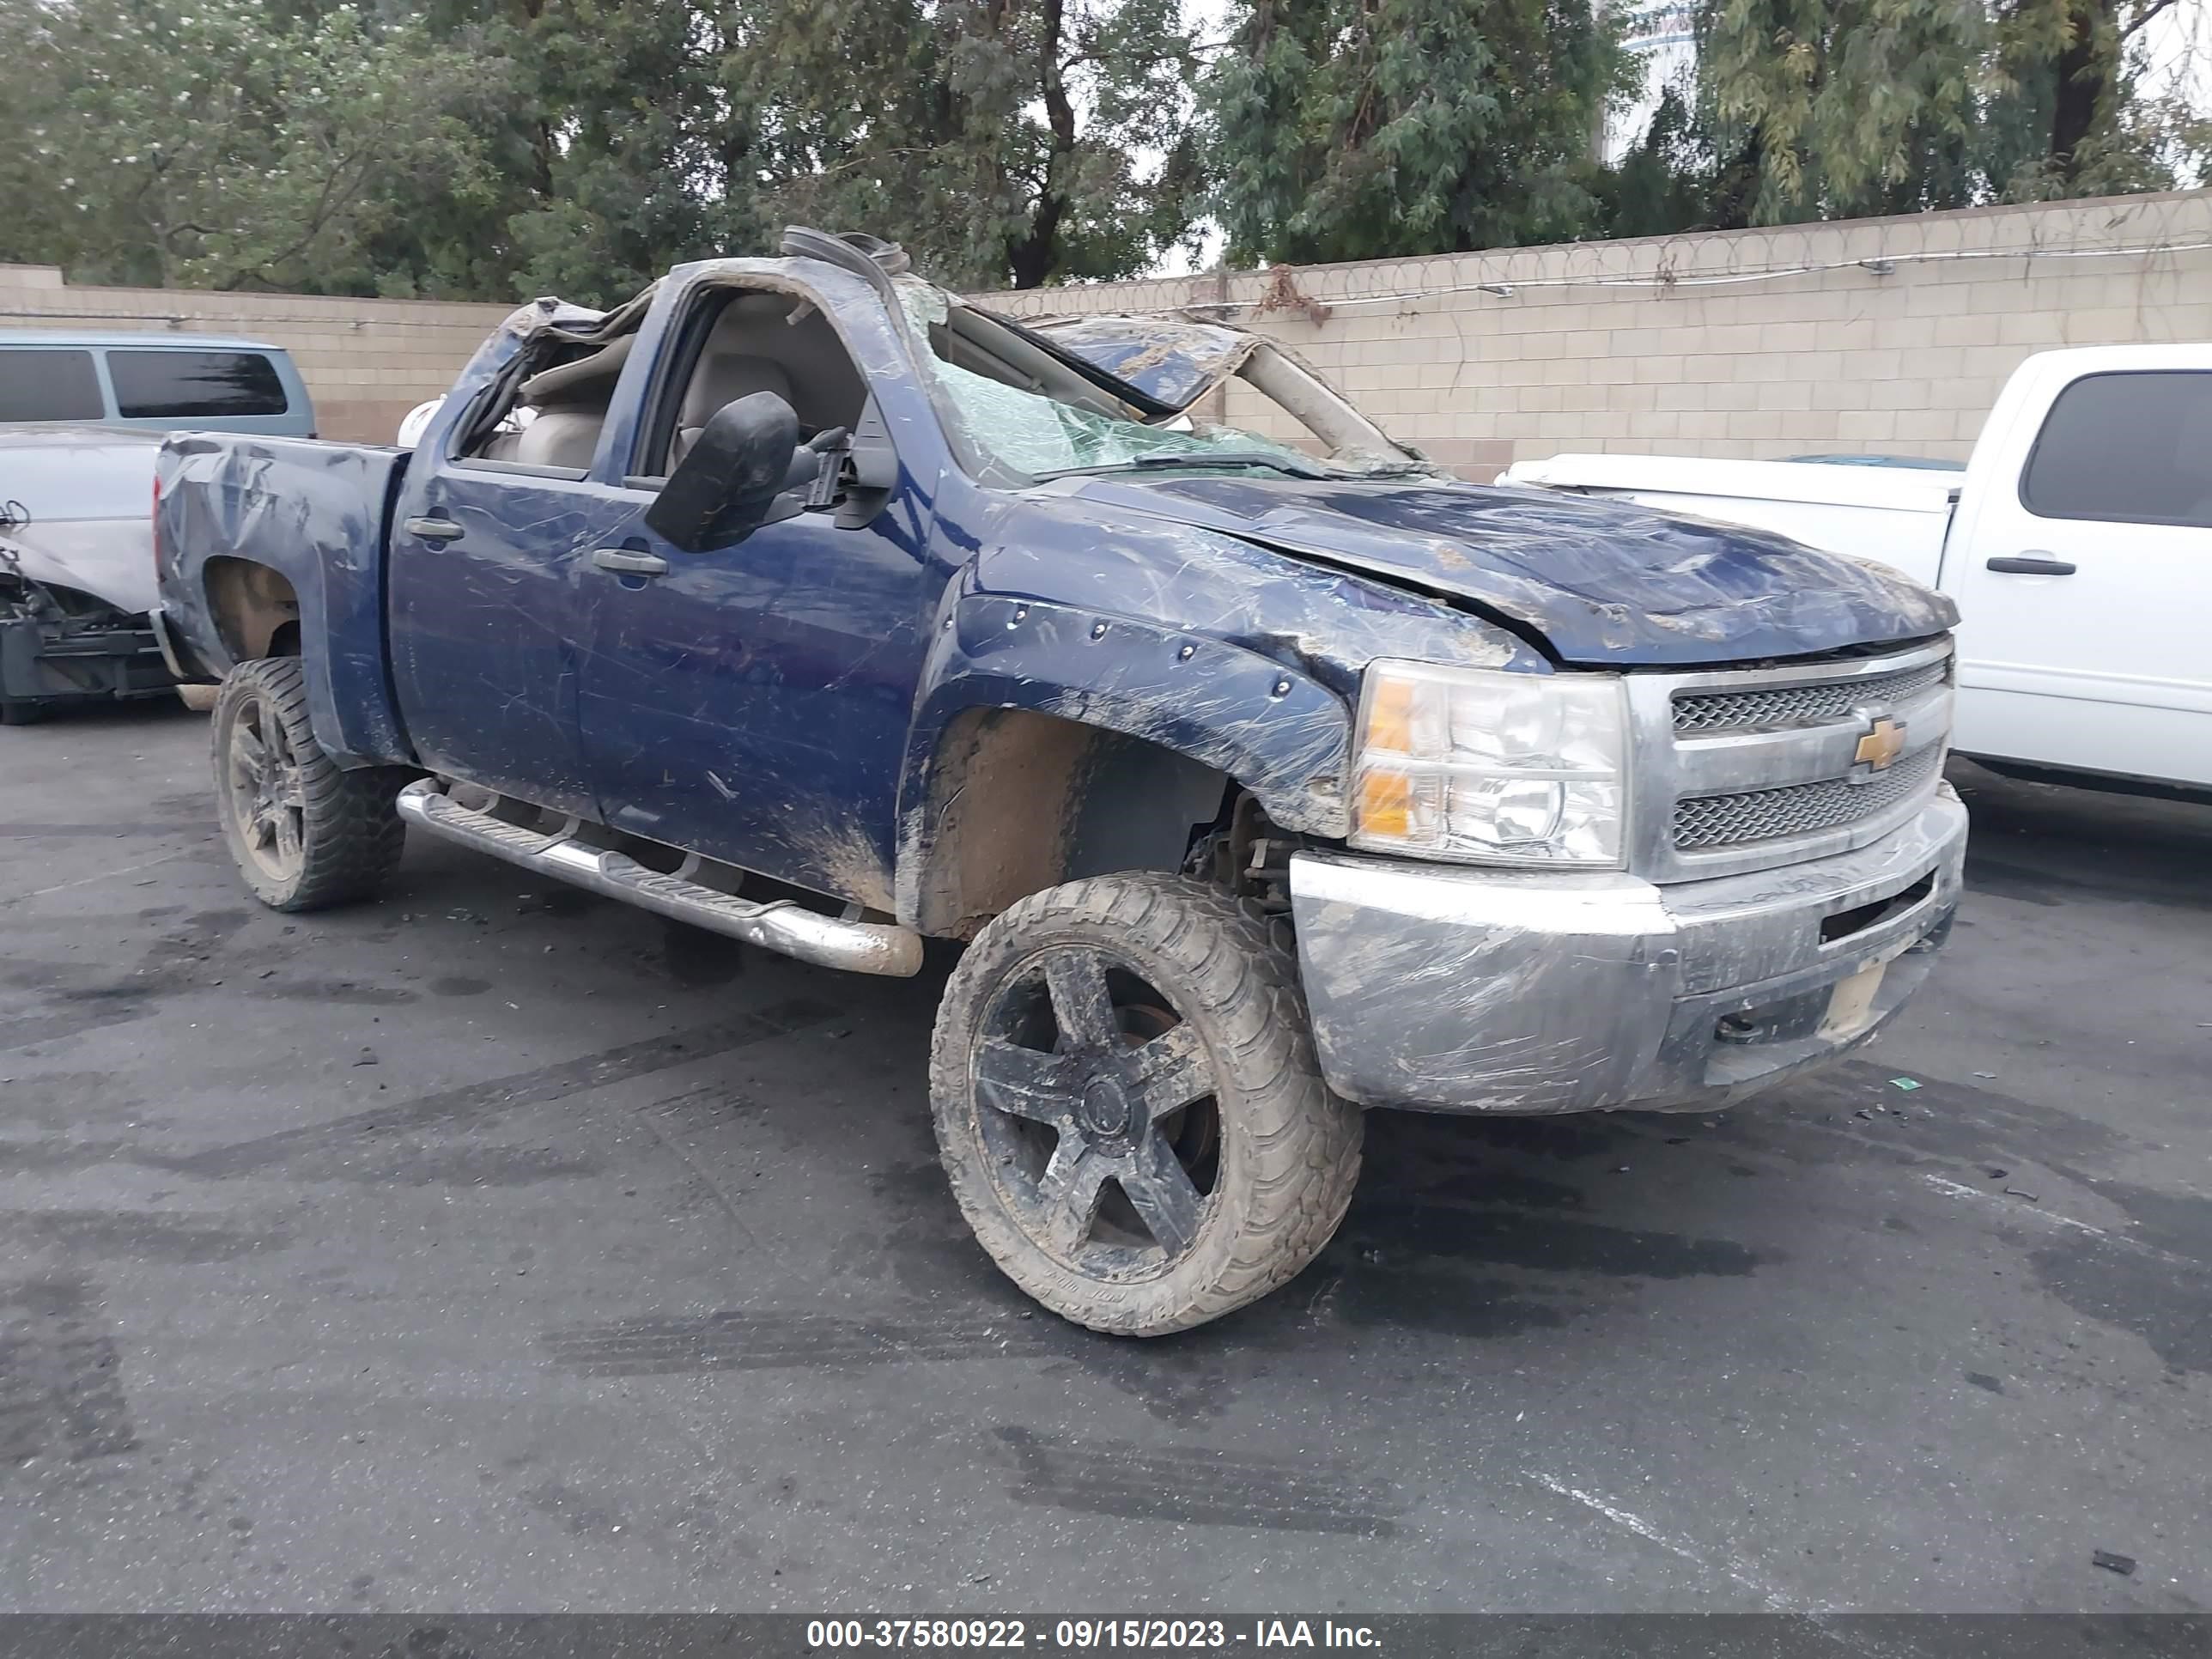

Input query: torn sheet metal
[1029,313,1407,465]
[1022,314,1953,664]
[976,487,1543,694]
[1025,315,1260,410]
[495,292,626,349]
[898,488,1547,884]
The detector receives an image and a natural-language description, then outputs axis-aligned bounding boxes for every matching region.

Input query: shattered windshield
[896,282,1338,483]
[932,362,1323,479]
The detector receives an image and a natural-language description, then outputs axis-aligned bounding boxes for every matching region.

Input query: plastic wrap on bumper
[1289,785,1966,1115]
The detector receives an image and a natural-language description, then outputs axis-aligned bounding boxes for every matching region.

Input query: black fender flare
[895,591,1353,925]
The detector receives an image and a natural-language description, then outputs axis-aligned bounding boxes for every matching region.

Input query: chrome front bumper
[1289,786,1966,1115]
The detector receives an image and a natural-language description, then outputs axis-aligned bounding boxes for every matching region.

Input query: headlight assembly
[1351,660,1629,867]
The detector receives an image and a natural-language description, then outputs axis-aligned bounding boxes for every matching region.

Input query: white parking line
[1920,1174,2106,1236]
[1524,1470,1696,1559]
[1,847,197,908]
[1523,1469,1808,1612]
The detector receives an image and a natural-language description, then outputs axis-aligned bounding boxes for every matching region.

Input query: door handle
[404,516,465,543]
[1986,554,2076,575]
[592,548,669,577]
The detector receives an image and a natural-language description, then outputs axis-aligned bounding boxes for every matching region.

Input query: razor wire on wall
[978,189,2212,471]
[979,190,2212,322]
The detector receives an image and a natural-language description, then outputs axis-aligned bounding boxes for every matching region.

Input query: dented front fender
[890,494,1551,925]
[913,591,1355,838]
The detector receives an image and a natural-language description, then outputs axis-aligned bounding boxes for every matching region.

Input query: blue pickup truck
[155,229,1966,1336]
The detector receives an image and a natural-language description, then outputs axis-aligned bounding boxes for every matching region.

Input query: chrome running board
[395,779,923,977]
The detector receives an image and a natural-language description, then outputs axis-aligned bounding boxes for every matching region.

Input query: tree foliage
[1206,0,1631,264]
[728,0,1205,289]
[0,0,1203,300]
[1689,0,2199,227]
[1599,86,1715,240]
[0,0,2199,300]
[0,0,495,292]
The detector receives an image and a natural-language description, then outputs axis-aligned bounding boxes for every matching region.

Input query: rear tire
[929,872,1363,1336]
[0,699,49,726]
[211,657,407,911]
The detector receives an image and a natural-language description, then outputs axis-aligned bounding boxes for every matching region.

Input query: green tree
[1204,0,1629,264]
[727,0,1206,289]
[402,0,1203,296]
[1687,0,2191,227]
[1600,86,1717,237]
[1692,0,1987,225]
[0,0,496,293]
[489,0,772,303]
[3,0,1204,302]
[1992,0,2194,197]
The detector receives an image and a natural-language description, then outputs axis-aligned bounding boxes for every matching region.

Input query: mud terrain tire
[930,872,1362,1335]
[212,656,407,911]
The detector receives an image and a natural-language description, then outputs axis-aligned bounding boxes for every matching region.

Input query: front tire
[929,872,1363,1336]
[212,657,407,911]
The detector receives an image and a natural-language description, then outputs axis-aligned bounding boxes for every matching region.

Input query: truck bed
[155,433,415,766]
[1500,453,1959,589]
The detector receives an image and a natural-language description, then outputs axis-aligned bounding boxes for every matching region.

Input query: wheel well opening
[203,558,301,663]
[910,708,1231,939]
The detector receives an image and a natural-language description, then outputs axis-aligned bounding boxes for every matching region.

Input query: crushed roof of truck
[1024,315,1262,413]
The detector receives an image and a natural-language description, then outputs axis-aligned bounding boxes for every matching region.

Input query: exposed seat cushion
[513,408,605,470]
[671,355,795,470]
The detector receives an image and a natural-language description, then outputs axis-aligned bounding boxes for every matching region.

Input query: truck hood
[1066,472,1957,665]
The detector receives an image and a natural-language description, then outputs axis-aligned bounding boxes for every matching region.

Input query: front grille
[1673,745,1942,851]
[1672,660,1948,733]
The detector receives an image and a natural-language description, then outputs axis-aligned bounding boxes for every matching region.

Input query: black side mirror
[645,392,802,553]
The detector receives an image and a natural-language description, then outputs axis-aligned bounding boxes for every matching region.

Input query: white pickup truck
[1504,345,2212,798]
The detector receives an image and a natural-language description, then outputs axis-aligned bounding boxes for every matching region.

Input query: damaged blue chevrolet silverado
[153,228,1966,1335]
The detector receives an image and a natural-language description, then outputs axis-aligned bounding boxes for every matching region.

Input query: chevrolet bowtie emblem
[1855,716,1907,770]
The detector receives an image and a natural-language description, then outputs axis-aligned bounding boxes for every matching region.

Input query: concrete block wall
[981,190,2212,477]
[6,188,2205,465]
[0,264,514,443]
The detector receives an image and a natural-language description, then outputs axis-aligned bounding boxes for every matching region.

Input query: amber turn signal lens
[1364,674,1417,755]
[1358,768,1413,837]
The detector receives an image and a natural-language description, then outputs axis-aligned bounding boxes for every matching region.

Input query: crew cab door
[573,276,939,910]
[1942,355,2212,789]
[387,340,640,817]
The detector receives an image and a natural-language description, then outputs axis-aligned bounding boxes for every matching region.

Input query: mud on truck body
[154,229,1966,1335]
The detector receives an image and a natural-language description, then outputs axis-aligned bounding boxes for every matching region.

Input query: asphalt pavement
[1,702,2207,1613]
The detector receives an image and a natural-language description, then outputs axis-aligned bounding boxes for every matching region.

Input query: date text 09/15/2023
[804,1620,1383,1650]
